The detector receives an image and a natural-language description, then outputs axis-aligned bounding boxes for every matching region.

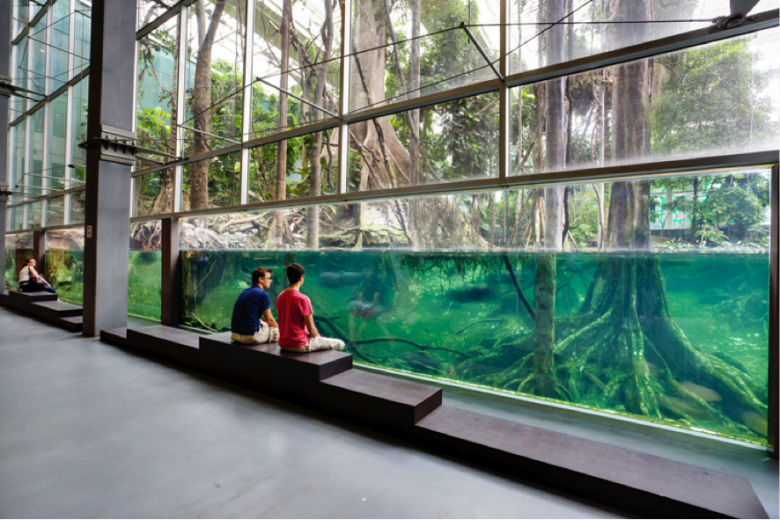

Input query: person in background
[276,263,345,353]
[18,259,57,295]
[230,267,279,345]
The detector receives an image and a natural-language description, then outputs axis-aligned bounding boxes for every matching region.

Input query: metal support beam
[81,0,136,337]
[461,23,503,82]
[337,0,352,196]
[0,0,11,291]
[257,77,339,118]
[770,163,779,459]
[160,217,180,327]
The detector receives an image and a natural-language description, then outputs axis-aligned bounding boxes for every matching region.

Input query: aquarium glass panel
[179,167,772,444]
[349,93,500,192]
[349,0,499,112]
[136,17,178,173]
[45,228,85,304]
[510,29,780,175]
[129,222,162,320]
[182,0,245,151]
[182,153,242,211]
[248,128,339,203]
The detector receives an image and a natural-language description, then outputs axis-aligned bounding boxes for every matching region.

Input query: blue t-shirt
[231,285,271,335]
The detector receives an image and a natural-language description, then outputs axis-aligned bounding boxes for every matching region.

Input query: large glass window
[349,0,499,112]
[349,93,500,191]
[509,29,780,175]
[248,128,339,203]
[251,0,342,138]
[50,0,70,91]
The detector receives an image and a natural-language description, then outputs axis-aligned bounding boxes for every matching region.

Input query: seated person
[276,263,345,353]
[18,259,57,295]
[230,267,279,345]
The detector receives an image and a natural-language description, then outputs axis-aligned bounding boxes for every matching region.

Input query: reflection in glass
[349,93,499,192]
[251,0,341,137]
[182,154,242,211]
[248,128,338,203]
[47,197,65,227]
[510,29,779,175]
[44,228,85,304]
[50,0,70,91]
[49,93,68,191]
[70,80,89,182]
[350,0,499,112]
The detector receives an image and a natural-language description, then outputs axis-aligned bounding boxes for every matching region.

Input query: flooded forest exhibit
[4,0,777,447]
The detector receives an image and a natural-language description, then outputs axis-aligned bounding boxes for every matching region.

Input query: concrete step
[415,405,767,519]
[58,316,83,332]
[125,325,203,366]
[320,370,442,432]
[100,328,132,348]
[199,332,353,390]
[31,300,83,320]
[9,290,57,305]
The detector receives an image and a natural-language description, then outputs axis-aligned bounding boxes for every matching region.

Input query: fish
[679,381,722,402]
[447,284,494,303]
[658,395,709,420]
[586,372,607,391]
[316,271,364,288]
[742,412,767,434]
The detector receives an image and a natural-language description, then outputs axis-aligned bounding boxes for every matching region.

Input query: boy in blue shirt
[230,267,280,344]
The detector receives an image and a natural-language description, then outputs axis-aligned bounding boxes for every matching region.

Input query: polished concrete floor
[0,306,776,518]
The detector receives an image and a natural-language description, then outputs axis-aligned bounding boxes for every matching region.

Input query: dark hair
[25,258,34,266]
[252,267,272,285]
[286,263,305,284]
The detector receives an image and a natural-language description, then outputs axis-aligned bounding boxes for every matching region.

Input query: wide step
[200,332,352,385]
[59,316,83,332]
[321,370,442,429]
[32,300,83,319]
[415,405,767,519]
[125,326,203,366]
[9,290,57,304]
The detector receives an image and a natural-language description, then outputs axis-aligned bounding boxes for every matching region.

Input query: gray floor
[0,307,776,518]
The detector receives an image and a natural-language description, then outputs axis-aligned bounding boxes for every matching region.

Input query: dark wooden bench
[100,325,768,519]
[1,290,83,332]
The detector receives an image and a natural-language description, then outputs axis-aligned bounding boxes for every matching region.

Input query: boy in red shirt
[276,263,345,352]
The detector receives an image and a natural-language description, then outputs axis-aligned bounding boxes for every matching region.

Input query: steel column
[160,217,180,327]
[770,163,779,458]
[337,0,352,196]
[81,0,137,336]
[0,0,10,291]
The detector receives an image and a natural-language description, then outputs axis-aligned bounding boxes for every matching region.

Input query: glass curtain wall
[126,0,779,446]
[6,0,92,291]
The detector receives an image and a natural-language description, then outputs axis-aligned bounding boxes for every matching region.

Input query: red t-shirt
[276,289,313,348]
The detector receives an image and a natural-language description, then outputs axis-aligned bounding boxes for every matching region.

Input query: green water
[43,250,161,320]
[180,250,770,444]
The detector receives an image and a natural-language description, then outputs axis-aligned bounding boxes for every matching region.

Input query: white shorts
[280,335,345,353]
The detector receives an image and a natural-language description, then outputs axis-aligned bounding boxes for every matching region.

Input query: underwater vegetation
[179,249,770,445]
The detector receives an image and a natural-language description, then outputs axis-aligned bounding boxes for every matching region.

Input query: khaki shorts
[280,335,345,353]
[231,322,279,345]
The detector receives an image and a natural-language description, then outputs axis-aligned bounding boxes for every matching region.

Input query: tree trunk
[272,0,291,245]
[190,0,227,211]
[306,0,335,249]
